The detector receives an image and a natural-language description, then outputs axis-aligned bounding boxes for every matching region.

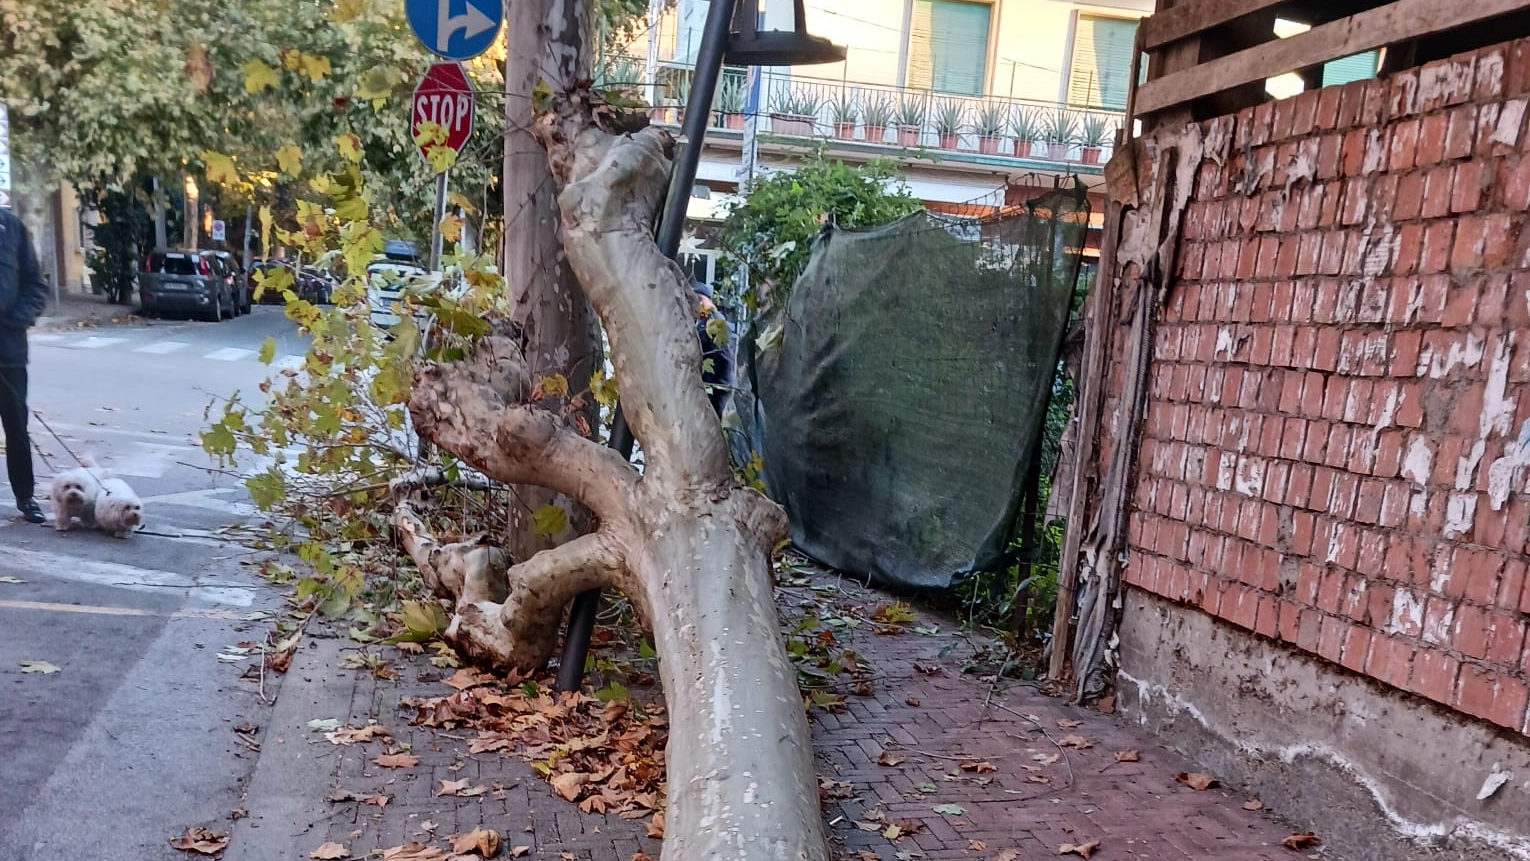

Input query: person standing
[0,207,50,523]
[693,282,736,416]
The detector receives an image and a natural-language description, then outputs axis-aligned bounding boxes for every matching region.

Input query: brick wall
[1123,40,1530,735]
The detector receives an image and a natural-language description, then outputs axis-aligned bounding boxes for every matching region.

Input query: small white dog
[93,478,144,538]
[49,467,102,532]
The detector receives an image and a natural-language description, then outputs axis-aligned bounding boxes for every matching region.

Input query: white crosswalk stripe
[31,333,66,343]
[273,355,304,371]
[203,347,257,362]
[75,336,128,349]
[133,340,191,354]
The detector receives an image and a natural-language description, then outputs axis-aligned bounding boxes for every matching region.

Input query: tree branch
[392,501,509,603]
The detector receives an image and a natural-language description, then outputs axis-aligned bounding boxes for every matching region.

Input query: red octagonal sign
[412,62,475,162]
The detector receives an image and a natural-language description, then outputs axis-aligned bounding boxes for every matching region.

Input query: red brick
[1503,155,1530,210]
[1393,171,1424,221]
[1278,599,1303,642]
[1421,222,1455,273]
[1423,595,1458,646]
[1389,118,1420,170]
[1490,678,1529,732]
[1444,105,1477,160]
[1486,612,1527,669]
[1481,212,1515,268]
[1393,224,1424,274]
[1506,38,1530,96]
[1288,465,1315,510]
[1365,580,1397,627]
[1254,594,1281,638]
[1414,273,1451,324]
[1388,69,1421,118]
[1477,45,1508,101]
[1366,635,1417,689]
[1409,649,1461,704]
[1450,161,1485,213]
[1454,603,1493,659]
[1421,166,1455,219]
[1416,113,1449,166]
[1318,614,1348,663]
[1499,558,1527,609]
[1442,276,1481,327]
[1341,625,1372,672]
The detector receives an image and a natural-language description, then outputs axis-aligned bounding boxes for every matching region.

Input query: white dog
[93,478,144,538]
[49,467,102,532]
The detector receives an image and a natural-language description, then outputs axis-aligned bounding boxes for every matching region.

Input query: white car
[366,260,438,329]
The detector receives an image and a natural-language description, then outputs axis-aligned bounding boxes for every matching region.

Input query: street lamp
[554,0,845,693]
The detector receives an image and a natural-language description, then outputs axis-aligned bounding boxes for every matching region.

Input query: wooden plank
[1140,0,1288,50]
[1137,0,1530,117]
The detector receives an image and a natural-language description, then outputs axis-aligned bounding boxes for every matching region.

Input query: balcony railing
[597,56,1124,168]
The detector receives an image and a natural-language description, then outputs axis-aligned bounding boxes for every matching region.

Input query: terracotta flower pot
[864,124,887,144]
[978,135,1002,155]
[724,113,745,130]
[897,124,921,147]
[771,113,815,136]
[1081,146,1102,165]
[834,121,855,140]
[937,133,960,150]
[1013,139,1036,158]
[1047,142,1070,160]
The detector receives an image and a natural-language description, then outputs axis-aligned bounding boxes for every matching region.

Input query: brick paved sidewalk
[231,568,1324,861]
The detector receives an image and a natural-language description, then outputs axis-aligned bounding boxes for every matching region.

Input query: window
[907,0,992,96]
[1322,51,1379,87]
[1068,14,1138,110]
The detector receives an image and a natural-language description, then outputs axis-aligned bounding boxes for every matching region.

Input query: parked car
[139,249,236,321]
[250,259,295,304]
[366,259,434,328]
[299,267,337,305]
[202,250,251,315]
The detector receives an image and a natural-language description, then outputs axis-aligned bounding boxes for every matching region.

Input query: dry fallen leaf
[438,778,471,796]
[1243,799,1264,811]
[1058,734,1092,750]
[996,851,1022,861]
[1058,839,1101,858]
[373,752,420,769]
[169,827,230,855]
[1113,750,1140,763]
[883,824,903,840]
[443,668,496,690]
[646,813,665,839]
[1281,832,1321,851]
[1176,772,1218,791]
[396,641,425,654]
[968,839,988,851]
[958,760,997,773]
[381,842,449,861]
[309,841,348,860]
[1056,718,1083,728]
[510,847,530,858]
[877,751,906,767]
[550,771,587,801]
[1035,753,1061,765]
[450,828,502,858]
[905,697,921,707]
[326,724,391,745]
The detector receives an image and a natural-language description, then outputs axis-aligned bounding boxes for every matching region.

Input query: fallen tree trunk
[395,92,829,861]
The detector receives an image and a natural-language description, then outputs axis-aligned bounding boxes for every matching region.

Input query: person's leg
[0,366,39,519]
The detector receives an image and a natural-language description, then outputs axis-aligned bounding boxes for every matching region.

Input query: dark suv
[140,249,241,321]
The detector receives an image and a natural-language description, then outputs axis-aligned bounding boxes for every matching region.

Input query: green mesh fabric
[732,185,1089,589]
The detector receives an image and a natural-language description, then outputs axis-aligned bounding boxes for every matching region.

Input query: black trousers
[0,366,33,503]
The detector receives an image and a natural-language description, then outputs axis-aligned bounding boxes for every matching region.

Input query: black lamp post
[554,0,845,694]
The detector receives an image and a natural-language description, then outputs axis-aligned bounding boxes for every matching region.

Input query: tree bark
[503,0,603,561]
[398,93,830,860]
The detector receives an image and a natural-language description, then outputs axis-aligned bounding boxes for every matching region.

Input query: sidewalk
[34,291,138,332]
[226,568,1322,861]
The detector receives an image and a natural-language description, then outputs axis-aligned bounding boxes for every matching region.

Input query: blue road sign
[406,0,502,62]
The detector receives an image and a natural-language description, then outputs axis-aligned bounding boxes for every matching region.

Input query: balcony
[599,57,1125,172]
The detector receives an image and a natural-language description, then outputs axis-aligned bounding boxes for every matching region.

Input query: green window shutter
[907,1,992,96]
[1323,51,1379,87]
[1069,15,1137,110]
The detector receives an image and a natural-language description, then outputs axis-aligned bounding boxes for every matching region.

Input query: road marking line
[0,599,253,620]
[31,333,66,343]
[204,347,256,362]
[75,336,129,349]
[134,340,191,354]
[139,488,258,517]
[0,547,255,606]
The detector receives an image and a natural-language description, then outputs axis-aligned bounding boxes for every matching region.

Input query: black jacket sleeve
[5,218,49,330]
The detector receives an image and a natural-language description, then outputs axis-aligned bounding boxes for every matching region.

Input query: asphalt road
[0,307,306,859]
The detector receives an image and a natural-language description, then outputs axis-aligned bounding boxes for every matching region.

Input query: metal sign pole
[429,170,449,272]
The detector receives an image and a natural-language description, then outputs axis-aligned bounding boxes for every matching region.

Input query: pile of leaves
[402,667,669,830]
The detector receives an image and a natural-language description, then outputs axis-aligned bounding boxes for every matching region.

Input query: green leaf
[392,600,447,643]
[202,150,239,187]
[317,587,352,618]
[932,804,967,816]
[245,470,287,511]
[258,336,277,365]
[275,144,303,178]
[532,504,569,538]
[536,373,569,399]
[706,316,731,346]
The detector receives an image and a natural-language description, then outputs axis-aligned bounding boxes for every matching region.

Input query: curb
[223,638,355,861]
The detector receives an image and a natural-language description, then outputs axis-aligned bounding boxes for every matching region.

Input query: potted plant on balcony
[932,98,965,150]
[1042,108,1078,160]
[862,93,893,144]
[769,89,820,136]
[894,95,927,147]
[973,101,1006,155]
[671,70,692,125]
[830,92,859,140]
[717,77,747,130]
[1078,113,1113,164]
[1008,107,1040,157]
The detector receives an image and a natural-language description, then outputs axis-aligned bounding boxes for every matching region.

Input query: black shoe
[17,499,45,524]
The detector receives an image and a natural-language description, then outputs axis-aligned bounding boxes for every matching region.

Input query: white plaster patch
[1403,436,1435,486]
[1388,589,1425,637]
[1235,457,1265,498]
[1429,332,1487,378]
[1215,327,1235,359]
[1363,128,1388,174]
[1216,451,1237,491]
[1486,419,1530,511]
[1493,98,1527,148]
[1444,492,1479,540]
[1422,596,1456,646]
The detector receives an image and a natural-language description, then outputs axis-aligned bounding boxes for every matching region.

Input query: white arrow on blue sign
[406,0,502,62]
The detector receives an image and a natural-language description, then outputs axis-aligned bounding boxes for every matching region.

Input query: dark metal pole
[554,0,739,694]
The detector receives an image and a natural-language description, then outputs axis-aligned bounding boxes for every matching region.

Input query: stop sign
[412,63,475,162]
